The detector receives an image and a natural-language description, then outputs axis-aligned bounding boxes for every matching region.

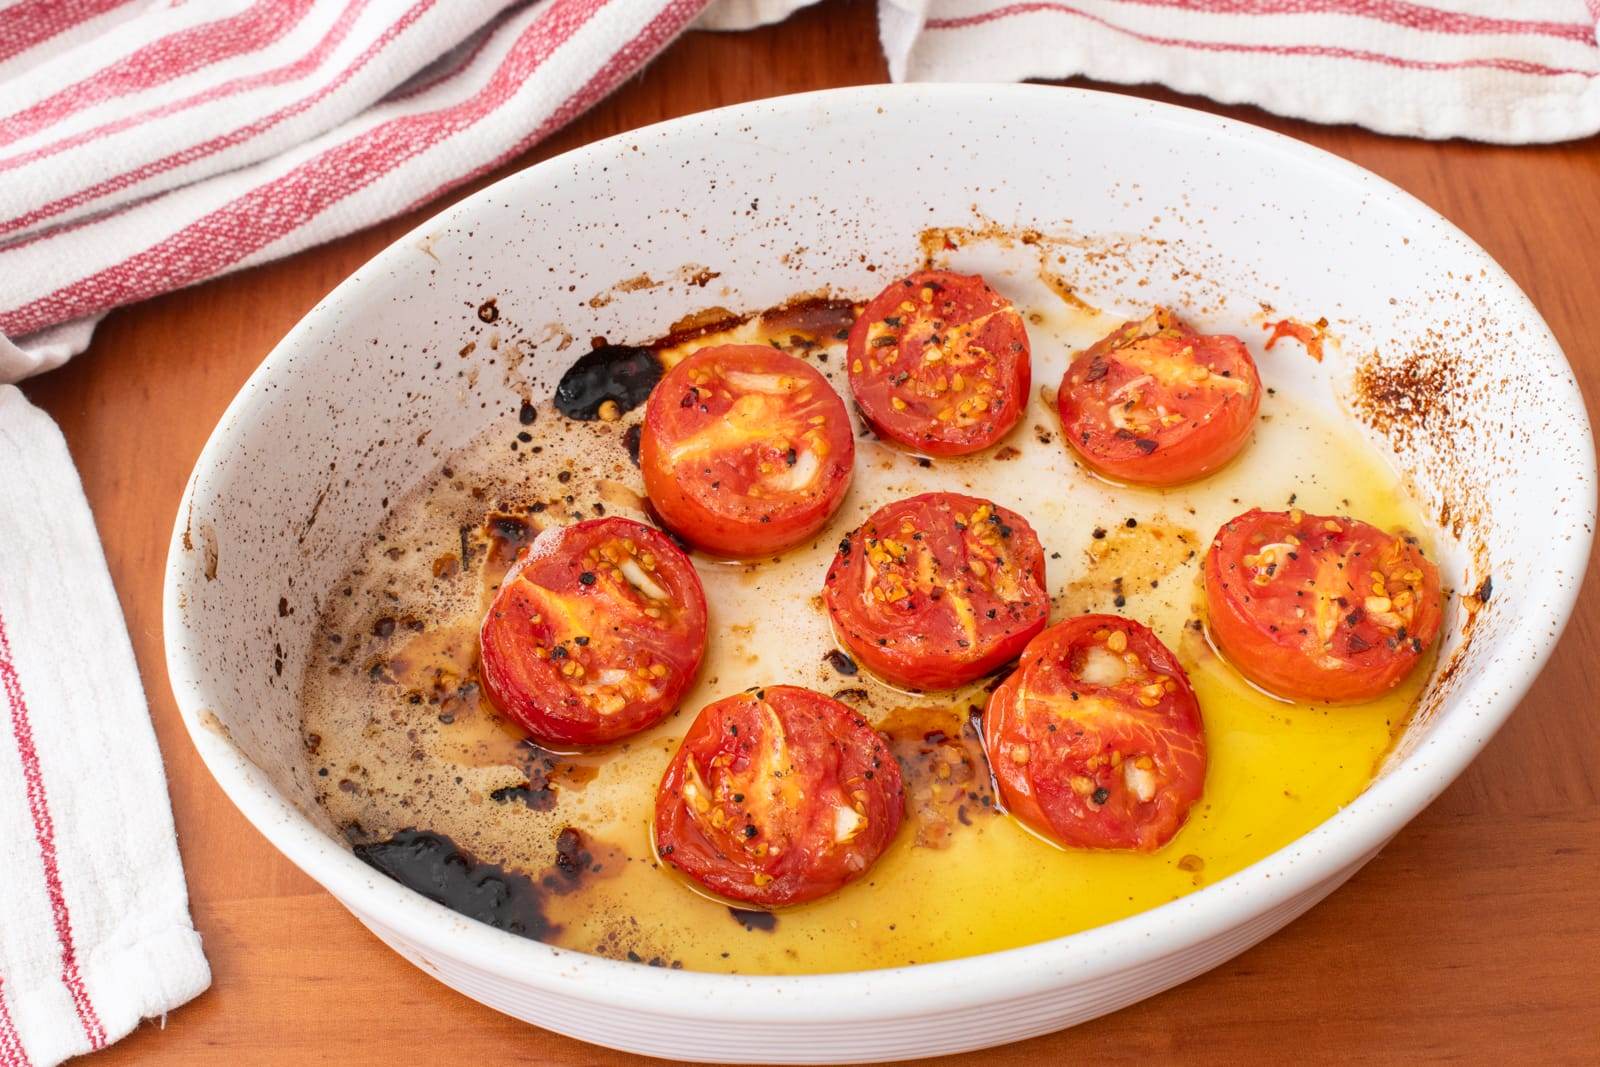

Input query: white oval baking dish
[164,84,1594,1062]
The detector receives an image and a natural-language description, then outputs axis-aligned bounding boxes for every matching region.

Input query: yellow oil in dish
[299,287,1439,975]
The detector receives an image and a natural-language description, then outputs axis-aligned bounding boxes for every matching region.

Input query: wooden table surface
[19,1,1600,1062]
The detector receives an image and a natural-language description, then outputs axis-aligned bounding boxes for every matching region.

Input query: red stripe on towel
[0,613,105,1050]
[0,0,624,336]
[926,2,1599,76]
[0,0,318,147]
[0,0,377,178]
[0,0,133,65]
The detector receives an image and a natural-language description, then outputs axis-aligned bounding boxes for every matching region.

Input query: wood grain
[18,1,1599,1061]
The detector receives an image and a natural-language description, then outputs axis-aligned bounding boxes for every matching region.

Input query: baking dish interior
[165,85,1593,974]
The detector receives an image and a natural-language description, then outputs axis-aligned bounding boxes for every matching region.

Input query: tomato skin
[640,344,854,558]
[983,615,1206,852]
[479,518,707,747]
[1057,308,1261,486]
[653,686,904,908]
[1203,508,1442,703]
[823,492,1048,691]
[846,270,1031,457]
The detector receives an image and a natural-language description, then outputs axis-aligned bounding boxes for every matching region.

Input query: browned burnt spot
[477,298,499,324]
[665,305,741,342]
[915,222,1045,265]
[880,703,996,849]
[1263,317,1330,362]
[1059,516,1198,615]
[1040,269,1097,313]
[915,219,1122,318]
[542,826,627,895]
[1349,336,1480,543]
[512,739,609,800]
[200,523,219,581]
[994,445,1022,462]
[484,511,536,571]
[616,274,659,293]
[758,295,858,344]
[351,824,622,943]
[655,294,860,364]
[729,908,777,932]
[198,708,233,743]
[296,484,329,545]
[1351,339,1462,456]
[685,266,721,288]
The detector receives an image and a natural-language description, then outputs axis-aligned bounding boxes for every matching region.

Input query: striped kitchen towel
[2,1,1598,372]
[0,0,714,379]
[874,0,1600,141]
[0,385,211,1067]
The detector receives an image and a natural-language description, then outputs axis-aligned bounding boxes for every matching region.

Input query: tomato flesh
[479,517,707,747]
[823,492,1048,690]
[654,686,904,908]
[1203,508,1442,703]
[1058,307,1261,485]
[847,270,1031,456]
[984,615,1206,852]
[640,344,854,557]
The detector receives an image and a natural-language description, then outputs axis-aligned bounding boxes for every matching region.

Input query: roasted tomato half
[1057,307,1261,485]
[846,270,1031,456]
[984,615,1206,852]
[479,517,707,747]
[1203,508,1443,703]
[654,686,904,908]
[640,344,854,557]
[823,492,1048,691]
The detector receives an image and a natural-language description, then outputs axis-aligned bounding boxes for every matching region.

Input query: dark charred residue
[519,400,537,426]
[729,907,778,932]
[548,827,589,890]
[623,423,643,466]
[554,345,662,421]
[353,829,554,940]
[485,512,535,568]
[824,649,858,676]
[1476,575,1493,603]
[478,298,500,323]
[832,687,869,703]
[491,781,557,811]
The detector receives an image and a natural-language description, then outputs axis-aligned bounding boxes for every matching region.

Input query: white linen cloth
[0,386,210,1067]
[0,2,1595,1063]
